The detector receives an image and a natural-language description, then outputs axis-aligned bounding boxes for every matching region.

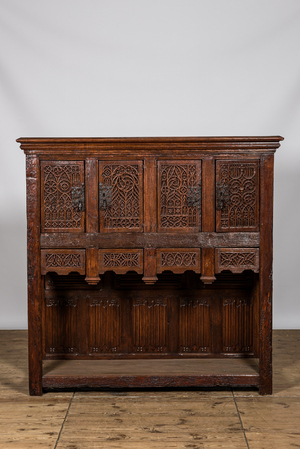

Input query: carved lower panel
[179,297,211,353]
[157,248,201,274]
[89,296,121,354]
[43,273,256,358]
[222,297,253,353]
[132,297,168,353]
[44,296,80,355]
[41,249,85,275]
[215,248,259,274]
[99,249,143,274]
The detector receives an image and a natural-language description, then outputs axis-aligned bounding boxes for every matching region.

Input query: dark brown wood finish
[40,160,85,233]
[41,249,85,276]
[215,159,260,232]
[157,159,202,232]
[144,157,157,233]
[259,154,275,395]
[40,231,260,249]
[85,158,98,233]
[26,155,43,395]
[18,136,283,395]
[85,248,100,285]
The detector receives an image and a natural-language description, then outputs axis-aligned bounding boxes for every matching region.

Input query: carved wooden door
[99,161,144,232]
[41,161,85,232]
[215,160,259,232]
[157,160,202,232]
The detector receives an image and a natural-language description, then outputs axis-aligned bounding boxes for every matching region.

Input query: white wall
[1,0,300,329]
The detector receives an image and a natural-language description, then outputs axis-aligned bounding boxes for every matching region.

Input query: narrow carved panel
[157,248,201,274]
[99,161,143,232]
[44,296,80,355]
[215,248,259,274]
[158,160,201,231]
[41,161,85,232]
[179,297,211,353]
[89,295,121,354]
[216,160,259,231]
[41,249,85,275]
[132,297,168,353]
[222,297,253,354]
[99,249,143,274]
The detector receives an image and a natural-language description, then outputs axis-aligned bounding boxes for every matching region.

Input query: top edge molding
[17,136,284,152]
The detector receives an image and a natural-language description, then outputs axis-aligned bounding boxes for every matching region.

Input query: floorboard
[0,329,299,448]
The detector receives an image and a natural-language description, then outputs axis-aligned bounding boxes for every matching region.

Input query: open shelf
[43,358,260,390]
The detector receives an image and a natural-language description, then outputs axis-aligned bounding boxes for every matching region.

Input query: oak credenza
[18,136,283,395]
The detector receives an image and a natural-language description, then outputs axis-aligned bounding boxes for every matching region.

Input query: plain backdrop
[0,0,300,329]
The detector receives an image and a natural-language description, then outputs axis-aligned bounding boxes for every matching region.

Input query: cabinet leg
[26,154,43,396]
[259,379,272,396]
[28,365,43,396]
[259,154,274,396]
[28,274,43,396]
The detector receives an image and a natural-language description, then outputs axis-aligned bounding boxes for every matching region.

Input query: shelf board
[43,358,260,390]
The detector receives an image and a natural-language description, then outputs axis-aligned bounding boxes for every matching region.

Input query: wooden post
[201,157,216,284]
[85,248,100,285]
[26,155,43,395]
[144,158,157,233]
[142,248,158,285]
[259,154,274,395]
[85,158,98,233]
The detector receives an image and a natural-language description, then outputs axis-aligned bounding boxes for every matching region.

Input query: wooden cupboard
[18,136,283,395]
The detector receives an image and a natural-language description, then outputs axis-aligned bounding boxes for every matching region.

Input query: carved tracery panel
[99,161,143,232]
[41,161,85,232]
[216,160,259,231]
[215,248,259,274]
[41,249,85,275]
[157,248,201,274]
[99,249,143,274]
[157,160,202,231]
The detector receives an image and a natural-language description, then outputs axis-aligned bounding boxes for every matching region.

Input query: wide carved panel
[215,248,259,274]
[157,248,201,274]
[157,160,202,232]
[99,161,143,232]
[41,161,85,232]
[99,249,143,275]
[216,160,259,232]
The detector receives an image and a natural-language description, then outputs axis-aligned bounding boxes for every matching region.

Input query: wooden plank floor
[0,330,299,448]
